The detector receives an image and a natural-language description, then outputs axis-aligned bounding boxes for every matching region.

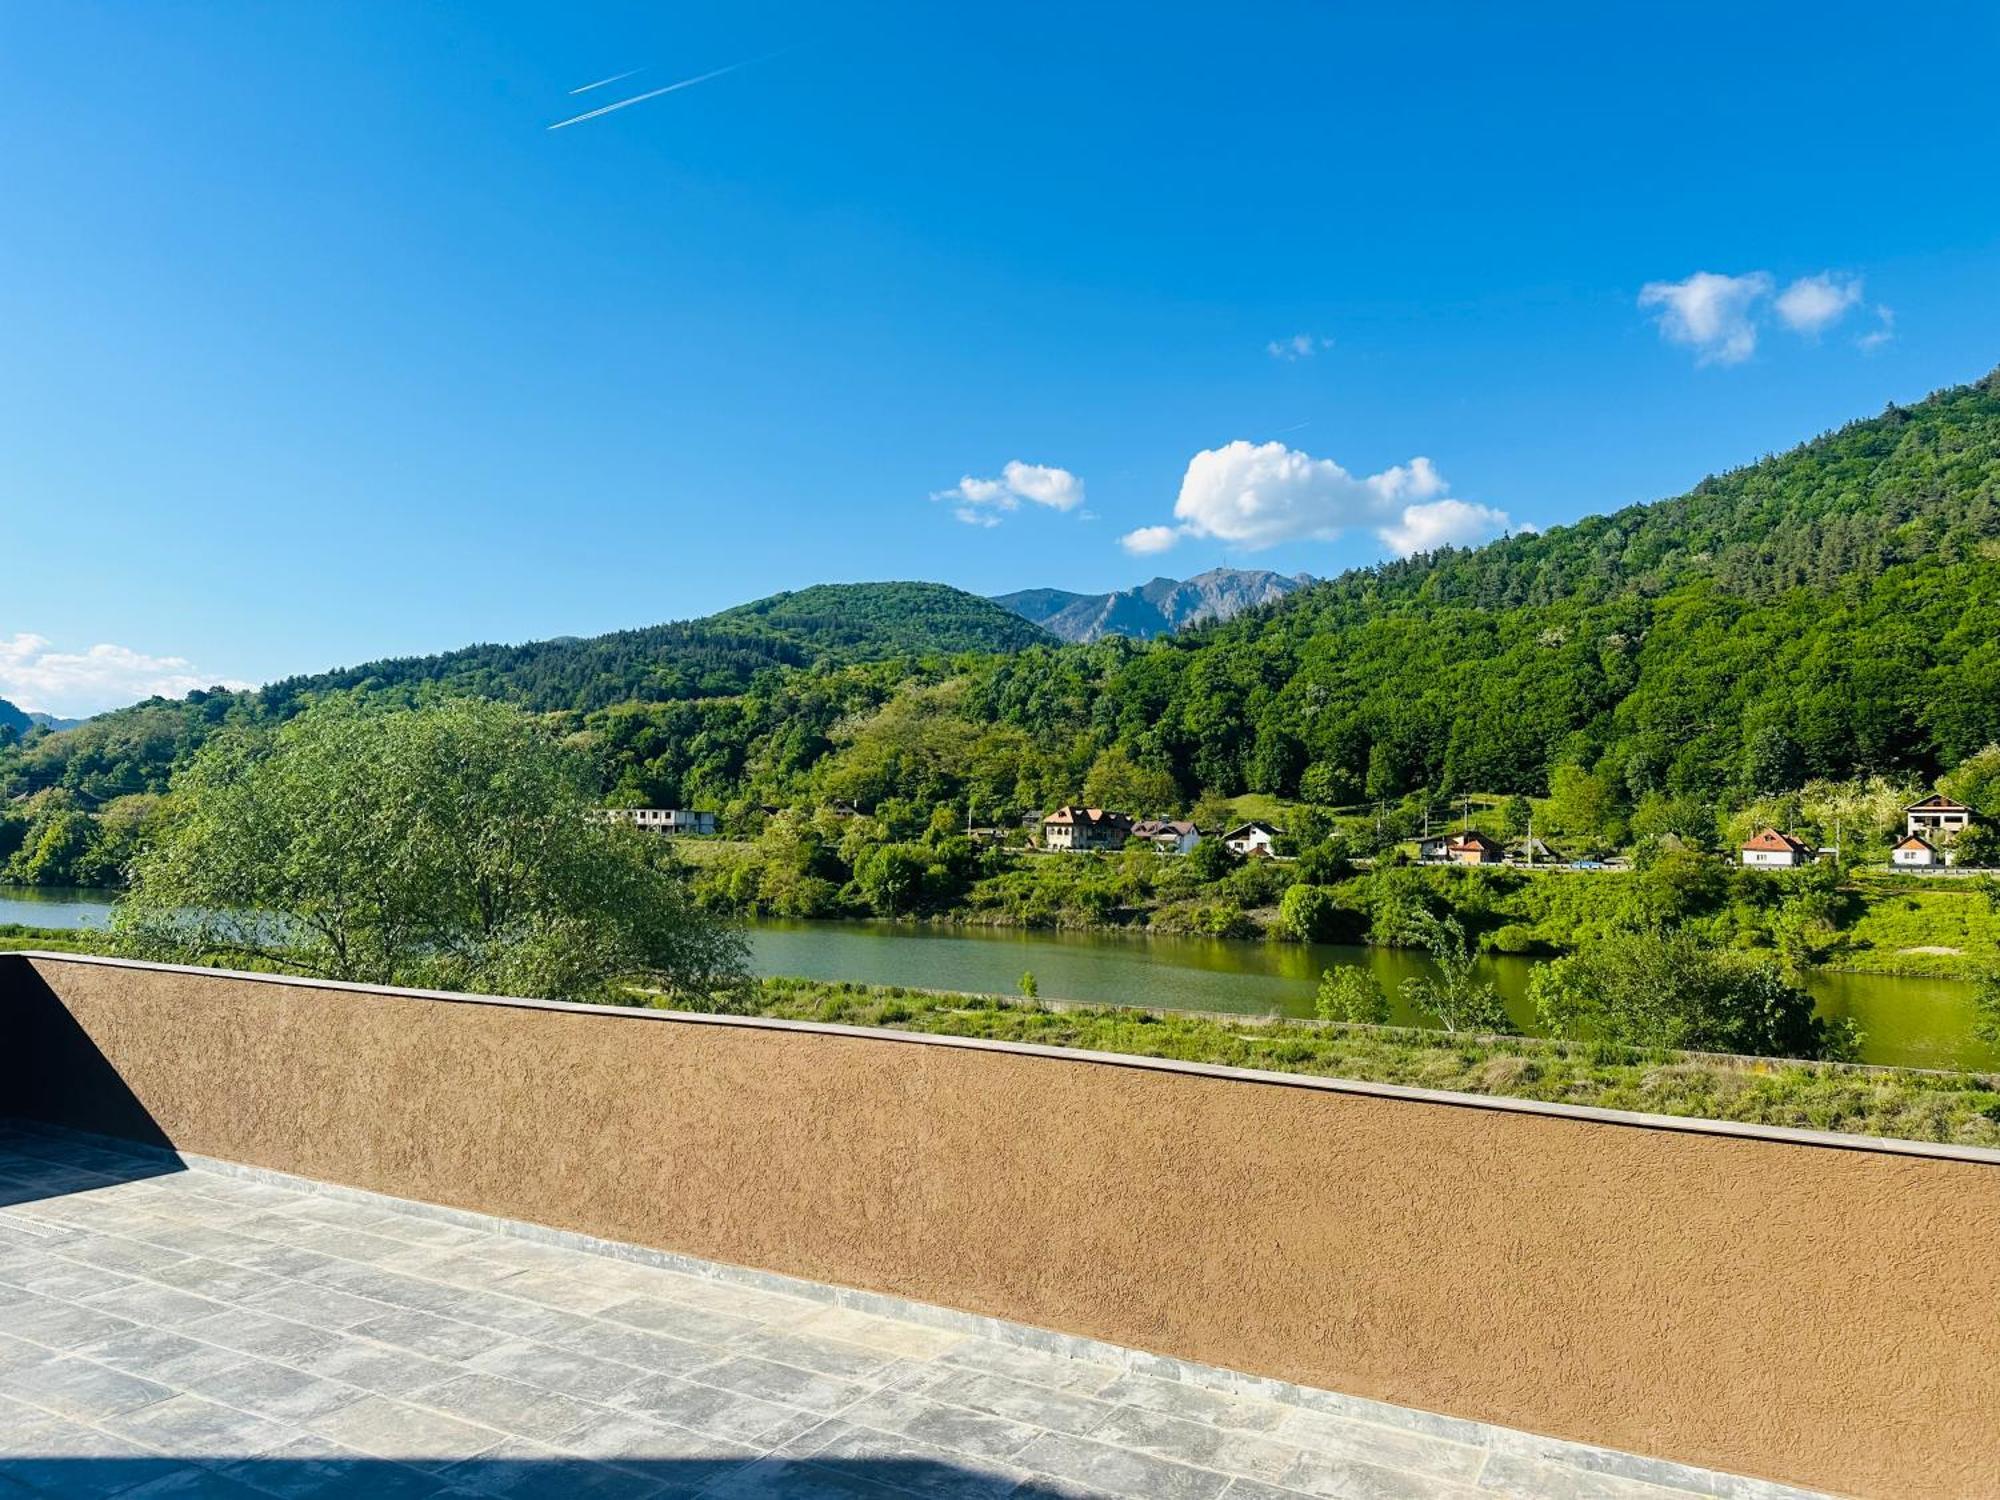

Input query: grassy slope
[752,979,2000,1148]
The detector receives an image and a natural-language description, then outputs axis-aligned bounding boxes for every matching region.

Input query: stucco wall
[6,952,1998,1497]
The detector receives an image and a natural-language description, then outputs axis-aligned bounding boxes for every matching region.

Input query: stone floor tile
[81,1278,232,1327]
[213,1436,446,1499]
[1089,1402,1306,1486]
[347,1308,515,1362]
[1094,1372,1291,1435]
[937,1340,1125,1397]
[1473,1452,1698,1499]
[1275,1407,1487,1484]
[0,1351,176,1421]
[289,1337,467,1398]
[303,1393,503,1469]
[6,1294,142,1349]
[183,1358,372,1425]
[180,1307,345,1364]
[1012,1429,1234,1500]
[805,1423,1033,1499]
[463,1337,653,1401]
[689,1355,871,1417]
[227,1244,347,1282]
[553,1406,760,1467]
[597,1295,764,1347]
[724,1328,903,1383]
[779,1305,969,1362]
[409,1372,602,1446]
[238,1281,397,1332]
[147,1256,293,1303]
[613,1374,806,1446]
[47,1233,193,1277]
[831,1388,1044,1464]
[539,1323,714,1380]
[6,1259,137,1301]
[901,1365,1115,1439]
[73,1325,248,1387]
[99,1392,304,1460]
[1218,1481,1319,1500]
[435,1435,672,1499]
[1281,1447,1490,1499]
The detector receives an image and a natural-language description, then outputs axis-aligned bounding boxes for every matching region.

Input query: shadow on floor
[0,1453,1060,1498]
[0,1124,184,1210]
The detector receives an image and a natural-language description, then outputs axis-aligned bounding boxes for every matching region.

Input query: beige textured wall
[7,953,1999,1497]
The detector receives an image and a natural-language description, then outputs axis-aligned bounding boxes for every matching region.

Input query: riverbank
[748,978,2000,1149]
[686,844,2000,981]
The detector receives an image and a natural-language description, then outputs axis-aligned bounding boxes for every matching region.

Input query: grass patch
[749,977,2000,1149]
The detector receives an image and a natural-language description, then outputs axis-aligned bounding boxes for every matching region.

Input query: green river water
[9,887,1993,1071]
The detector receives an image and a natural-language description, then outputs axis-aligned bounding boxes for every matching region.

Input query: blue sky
[4,1,1998,714]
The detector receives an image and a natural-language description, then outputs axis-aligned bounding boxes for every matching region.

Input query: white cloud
[997,460,1084,511]
[1377,499,1516,555]
[1774,273,1863,336]
[0,633,252,718]
[1638,270,1773,365]
[1118,440,1513,559]
[1265,333,1334,362]
[1858,304,1896,352]
[932,459,1084,526]
[1119,525,1181,555]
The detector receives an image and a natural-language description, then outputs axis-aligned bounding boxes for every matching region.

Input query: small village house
[1222,821,1280,857]
[1507,835,1562,866]
[1042,806,1134,853]
[1443,829,1506,865]
[1891,833,1942,868]
[602,808,717,836]
[1417,833,1452,864]
[1739,827,1813,868]
[1131,818,1201,855]
[1905,794,1974,840]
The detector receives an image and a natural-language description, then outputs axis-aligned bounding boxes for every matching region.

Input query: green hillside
[0,583,1050,802]
[7,370,2000,825]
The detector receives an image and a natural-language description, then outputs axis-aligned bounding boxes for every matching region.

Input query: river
[9,887,1994,1071]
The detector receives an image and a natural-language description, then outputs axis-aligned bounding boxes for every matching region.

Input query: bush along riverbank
[748,978,2000,1149]
[689,822,2000,979]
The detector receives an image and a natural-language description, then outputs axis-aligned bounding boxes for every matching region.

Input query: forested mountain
[994,568,1316,642]
[0,584,1048,801]
[0,699,32,742]
[253,581,1051,716]
[8,369,2000,823]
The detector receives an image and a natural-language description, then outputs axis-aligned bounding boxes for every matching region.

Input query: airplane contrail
[546,53,780,130]
[570,68,644,95]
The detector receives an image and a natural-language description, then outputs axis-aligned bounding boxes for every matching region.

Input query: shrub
[1316,966,1389,1024]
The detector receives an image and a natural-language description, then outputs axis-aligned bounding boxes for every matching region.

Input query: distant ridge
[993,567,1316,643]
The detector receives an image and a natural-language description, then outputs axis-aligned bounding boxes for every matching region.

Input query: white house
[1905,794,1973,840]
[603,808,717,836]
[1222,821,1280,857]
[1042,806,1134,852]
[1131,818,1201,855]
[1891,833,1941,868]
[1739,827,1813,868]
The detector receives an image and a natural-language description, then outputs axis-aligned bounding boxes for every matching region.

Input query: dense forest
[7,370,2000,858]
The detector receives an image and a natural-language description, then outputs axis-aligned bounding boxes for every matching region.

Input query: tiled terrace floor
[0,1124,1825,1500]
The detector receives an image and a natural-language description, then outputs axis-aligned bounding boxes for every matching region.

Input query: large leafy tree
[1529,927,1849,1059]
[114,699,748,1007]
